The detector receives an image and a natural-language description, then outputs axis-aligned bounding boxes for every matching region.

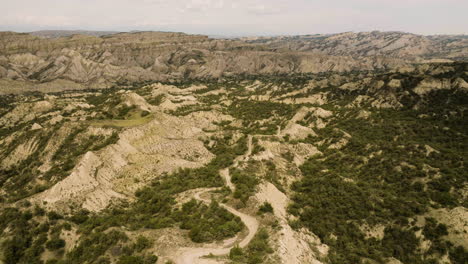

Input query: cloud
[0,0,466,35]
[246,4,281,15]
[1,15,76,27]
[184,0,224,11]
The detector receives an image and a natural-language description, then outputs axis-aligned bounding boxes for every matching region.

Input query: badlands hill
[0,30,450,94]
[0,60,467,263]
[243,31,468,61]
[0,30,467,264]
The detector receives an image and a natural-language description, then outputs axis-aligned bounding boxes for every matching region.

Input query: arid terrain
[0,31,467,264]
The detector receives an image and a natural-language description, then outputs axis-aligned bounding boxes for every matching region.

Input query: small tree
[45,238,65,251]
[258,202,274,215]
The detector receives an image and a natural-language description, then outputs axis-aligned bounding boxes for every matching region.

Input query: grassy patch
[89,113,154,128]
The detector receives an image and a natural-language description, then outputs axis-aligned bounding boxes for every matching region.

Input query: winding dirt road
[174,135,257,264]
[175,187,259,264]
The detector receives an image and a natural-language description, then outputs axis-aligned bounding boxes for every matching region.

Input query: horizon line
[2,28,467,38]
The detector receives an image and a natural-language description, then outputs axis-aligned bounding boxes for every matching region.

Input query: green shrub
[423,218,448,241]
[45,238,65,251]
[258,202,273,215]
[147,94,165,106]
[231,169,259,205]
[181,200,243,243]
[134,236,152,252]
[66,230,128,263]
[229,228,272,263]
[117,255,158,264]
[47,211,63,220]
[229,245,244,259]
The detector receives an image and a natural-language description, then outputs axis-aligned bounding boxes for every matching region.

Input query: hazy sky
[1,0,467,36]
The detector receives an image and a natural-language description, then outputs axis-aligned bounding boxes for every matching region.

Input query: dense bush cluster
[231,167,260,205]
[0,204,158,264]
[257,202,274,215]
[229,228,273,264]
[0,204,67,264]
[169,104,212,116]
[227,100,297,134]
[0,94,16,119]
[179,199,243,243]
[290,104,467,263]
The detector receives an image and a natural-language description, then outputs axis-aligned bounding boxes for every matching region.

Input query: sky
[0,0,467,36]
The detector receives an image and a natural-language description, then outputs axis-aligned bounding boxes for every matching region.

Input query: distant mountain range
[241,31,468,60]
[0,30,466,94]
[30,30,119,38]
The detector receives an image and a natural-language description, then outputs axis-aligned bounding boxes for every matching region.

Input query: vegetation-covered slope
[0,62,466,264]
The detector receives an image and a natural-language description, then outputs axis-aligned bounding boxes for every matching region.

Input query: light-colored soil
[255,182,327,264]
[219,168,234,190]
[32,110,223,212]
[427,207,468,249]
